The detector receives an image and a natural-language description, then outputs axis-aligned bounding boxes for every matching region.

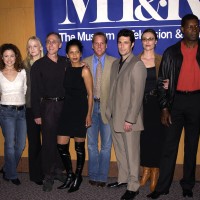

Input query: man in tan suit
[106,29,147,200]
[83,32,116,187]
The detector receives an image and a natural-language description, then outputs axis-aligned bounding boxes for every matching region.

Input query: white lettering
[91,0,114,23]
[59,0,90,24]
[59,33,75,41]
[135,0,164,21]
[186,0,200,18]
[59,0,200,25]
[77,32,93,41]
[117,0,138,22]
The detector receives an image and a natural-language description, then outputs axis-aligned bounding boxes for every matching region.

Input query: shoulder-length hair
[0,43,23,72]
[23,36,44,68]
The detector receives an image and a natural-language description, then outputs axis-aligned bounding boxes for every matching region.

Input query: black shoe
[68,176,83,193]
[1,169,9,181]
[11,178,21,185]
[183,189,193,198]
[57,173,75,189]
[89,180,97,186]
[107,182,127,188]
[34,181,43,185]
[97,181,106,188]
[43,180,54,192]
[0,168,3,173]
[54,173,66,183]
[147,191,169,199]
[121,190,139,200]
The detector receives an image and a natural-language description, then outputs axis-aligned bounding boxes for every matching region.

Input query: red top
[177,42,200,91]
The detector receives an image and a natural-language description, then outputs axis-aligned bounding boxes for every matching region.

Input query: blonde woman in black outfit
[23,36,44,185]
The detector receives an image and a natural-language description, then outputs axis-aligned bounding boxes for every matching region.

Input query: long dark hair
[0,43,24,71]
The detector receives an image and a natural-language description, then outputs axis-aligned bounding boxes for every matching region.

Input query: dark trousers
[26,108,43,182]
[156,93,200,192]
[40,100,64,179]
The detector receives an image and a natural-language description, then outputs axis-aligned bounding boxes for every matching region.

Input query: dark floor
[0,173,200,200]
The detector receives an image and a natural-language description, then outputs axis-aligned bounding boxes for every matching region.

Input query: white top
[0,69,27,105]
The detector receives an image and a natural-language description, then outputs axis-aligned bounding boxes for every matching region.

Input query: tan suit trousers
[110,119,140,191]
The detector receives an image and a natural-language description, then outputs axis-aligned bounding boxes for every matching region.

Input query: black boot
[68,142,85,193]
[57,143,75,189]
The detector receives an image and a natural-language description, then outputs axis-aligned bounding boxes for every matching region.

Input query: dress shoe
[121,190,139,200]
[147,191,169,199]
[1,169,9,181]
[89,180,97,186]
[11,178,21,185]
[107,182,127,188]
[43,180,54,192]
[34,180,43,185]
[96,181,106,187]
[54,173,66,183]
[182,189,193,197]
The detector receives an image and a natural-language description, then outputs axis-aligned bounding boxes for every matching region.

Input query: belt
[176,90,200,95]
[42,97,65,102]
[0,104,25,110]
[94,98,100,102]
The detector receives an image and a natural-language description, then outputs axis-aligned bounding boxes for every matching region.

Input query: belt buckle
[55,97,58,102]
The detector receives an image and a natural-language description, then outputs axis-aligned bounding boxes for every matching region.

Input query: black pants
[156,93,200,192]
[40,100,64,179]
[26,108,43,182]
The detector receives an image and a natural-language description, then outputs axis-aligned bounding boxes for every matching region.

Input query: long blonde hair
[23,36,44,68]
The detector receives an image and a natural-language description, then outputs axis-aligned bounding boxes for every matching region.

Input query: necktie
[94,60,102,99]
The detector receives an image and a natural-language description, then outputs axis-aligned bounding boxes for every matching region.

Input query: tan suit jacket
[83,54,116,123]
[106,54,147,132]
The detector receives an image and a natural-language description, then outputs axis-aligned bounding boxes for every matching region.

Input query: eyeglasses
[46,40,59,45]
[142,38,155,42]
[185,25,200,30]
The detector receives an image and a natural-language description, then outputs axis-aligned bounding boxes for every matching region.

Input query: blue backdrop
[34,0,200,58]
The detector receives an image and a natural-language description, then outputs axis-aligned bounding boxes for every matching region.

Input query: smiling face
[92,35,107,58]
[141,32,157,51]
[67,45,82,66]
[2,49,16,68]
[46,34,62,56]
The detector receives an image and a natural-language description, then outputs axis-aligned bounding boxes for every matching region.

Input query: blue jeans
[0,106,27,179]
[87,101,112,182]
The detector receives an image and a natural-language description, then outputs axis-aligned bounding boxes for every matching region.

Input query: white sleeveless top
[0,69,27,105]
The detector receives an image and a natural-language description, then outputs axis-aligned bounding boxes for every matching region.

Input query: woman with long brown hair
[0,43,27,185]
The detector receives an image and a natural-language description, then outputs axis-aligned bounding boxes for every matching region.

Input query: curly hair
[65,39,83,54]
[0,43,23,71]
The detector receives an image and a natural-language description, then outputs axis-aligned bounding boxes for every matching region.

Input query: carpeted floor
[0,173,199,200]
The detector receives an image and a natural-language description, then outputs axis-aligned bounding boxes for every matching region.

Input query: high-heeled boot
[150,168,159,192]
[140,167,150,186]
[68,142,85,193]
[57,143,75,189]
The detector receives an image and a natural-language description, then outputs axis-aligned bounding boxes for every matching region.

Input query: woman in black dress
[138,29,168,192]
[57,39,93,192]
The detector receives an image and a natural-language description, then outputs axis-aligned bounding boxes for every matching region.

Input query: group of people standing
[0,13,199,200]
